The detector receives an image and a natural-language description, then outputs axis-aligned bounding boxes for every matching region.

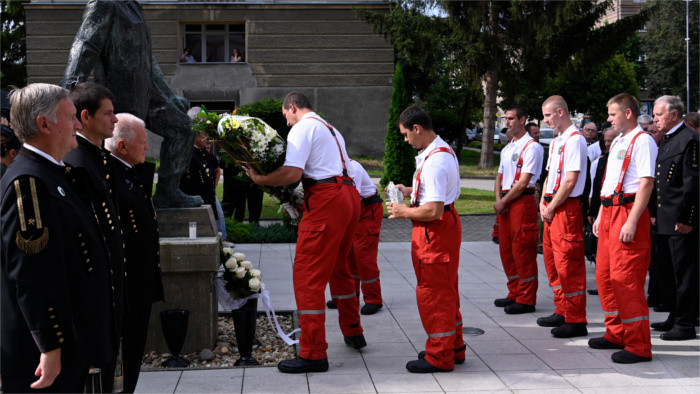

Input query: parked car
[465,128,477,142]
[538,128,556,146]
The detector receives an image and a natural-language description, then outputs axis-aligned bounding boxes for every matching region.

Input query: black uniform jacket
[180,146,219,219]
[0,148,115,377]
[655,125,699,235]
[112,159,164,305]
[64,135,125,343]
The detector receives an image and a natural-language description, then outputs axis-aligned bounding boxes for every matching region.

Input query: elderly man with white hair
[105,113,164,392]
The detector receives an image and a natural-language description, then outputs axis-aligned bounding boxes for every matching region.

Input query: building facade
[24,0,394,157]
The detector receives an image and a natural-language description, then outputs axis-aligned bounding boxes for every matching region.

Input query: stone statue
[61,0,203,208]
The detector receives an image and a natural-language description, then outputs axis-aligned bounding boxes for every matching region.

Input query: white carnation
[249,278,261,292]
[240,260,253,270]
[235,267,246,278]
[250,269,261,278]
[224,258,238,270]
[233,253,245,261]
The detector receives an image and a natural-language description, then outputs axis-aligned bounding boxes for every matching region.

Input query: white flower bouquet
[219,248,263,299]
[214,114,303,221]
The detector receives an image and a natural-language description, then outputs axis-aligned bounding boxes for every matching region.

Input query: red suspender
[601,131,644,204]
[552,131,581,193]
[308,116,349,177]
[411,146,455,207]
[511,139,536,188]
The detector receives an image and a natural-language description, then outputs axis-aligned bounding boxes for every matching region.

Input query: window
[182,23,245,63]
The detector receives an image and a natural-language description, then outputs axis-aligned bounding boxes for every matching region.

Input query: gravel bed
[141,313,297,370]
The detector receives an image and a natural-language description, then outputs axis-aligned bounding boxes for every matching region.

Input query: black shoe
[537,245,543,254]
[361,303,382,315]
[651,317,674,332]
[588,336,624,349]
[494,297,515,307]
[537,313,565,327]
[277,357,329,373]
[406,358,453,373]
[504,303,535,314]
[551,323,588,338]
[611,350,651,364]
[587,289,599,295]
[653,304,671,312]
[344,334,367,349]
[417,345,466,365]
[660,326,697,341]
[492,237,499,244]
[326,300,337,309]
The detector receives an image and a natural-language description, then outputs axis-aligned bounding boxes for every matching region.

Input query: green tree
[546,54,640,123]
[643,0,699,110]
[380,64,416,188]
[1,0,28,90]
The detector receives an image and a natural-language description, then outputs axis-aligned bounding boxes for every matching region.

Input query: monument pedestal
[146,205,221,354]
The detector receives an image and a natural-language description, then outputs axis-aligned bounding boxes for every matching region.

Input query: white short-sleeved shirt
[411,136,460,205]
[600,126,657,196]
[589,156,600,199]
[498,133,544,189]
[545,125,588,197]
[283,112,355,180]
[588,142,602,163]
[349,160,377,198]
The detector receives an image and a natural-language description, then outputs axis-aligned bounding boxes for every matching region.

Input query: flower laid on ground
[218,248,265,299]
[214,114,303,222]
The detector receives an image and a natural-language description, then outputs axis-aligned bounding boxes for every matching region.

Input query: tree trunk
[479,68,498,169]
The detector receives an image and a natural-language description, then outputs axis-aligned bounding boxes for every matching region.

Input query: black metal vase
[232,298,259,366]
[160,309,190,368]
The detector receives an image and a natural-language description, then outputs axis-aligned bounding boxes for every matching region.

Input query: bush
[494,143,506,152]
[468,141,482,149]
[237,97,291,139]
[380,64,416,188]
[225,217,298,243]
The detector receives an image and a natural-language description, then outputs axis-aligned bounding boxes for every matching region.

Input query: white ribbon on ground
[216,278,300,345]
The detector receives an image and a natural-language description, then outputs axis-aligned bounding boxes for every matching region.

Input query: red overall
[410,147,465,370]
[542,132,587,323]
[596,133,652,358]
[347,199,383,305]
[492,215,500,238]
[295,118,362,360]
[499,140,539,305]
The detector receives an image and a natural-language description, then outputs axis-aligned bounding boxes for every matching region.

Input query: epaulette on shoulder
[13,177,49,254]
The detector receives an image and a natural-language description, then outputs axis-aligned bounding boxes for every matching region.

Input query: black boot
[551,323,588,338]
[611,350,651,364]
[537,313,565,327]
[406,358,452,373]
[504,303,535,314]
[494,297,515,307]
[344,334,367,349]
[417,345,466,365]
[651,316,675,332]
[588,336,624,349]
[277,357,329,373]
[360,303,382,315]
[660,325,697,341]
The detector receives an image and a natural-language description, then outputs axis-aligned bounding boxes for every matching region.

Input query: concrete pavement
[136,240,699,393]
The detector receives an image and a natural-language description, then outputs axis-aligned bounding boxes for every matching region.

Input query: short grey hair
[10,83,70,142]
[654,95,685,116]
[638,114,653,124]
[105,113,146,152]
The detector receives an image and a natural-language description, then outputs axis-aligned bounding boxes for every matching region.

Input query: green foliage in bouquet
[219,248,263,299]
[192,106,222,137]
[381,63,416,188]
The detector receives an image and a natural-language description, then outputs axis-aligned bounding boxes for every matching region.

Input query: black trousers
[656,230,700,328]
[122,303,153,393]
[646,227,660,302]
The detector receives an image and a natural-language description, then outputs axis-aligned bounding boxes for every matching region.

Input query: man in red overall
[590,93,657,363]
[387,106,464,373]
[494,107,544,314]
[244,92,364,373]
[539,95,589,338]
[326,159,384,315]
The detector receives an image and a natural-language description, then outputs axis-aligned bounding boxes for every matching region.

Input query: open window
[182,23,245,63]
